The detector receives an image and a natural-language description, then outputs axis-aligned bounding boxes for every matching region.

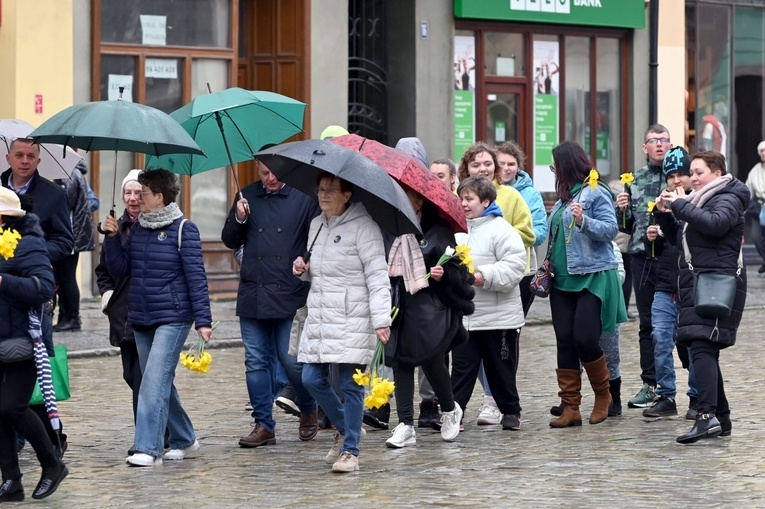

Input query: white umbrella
[0,119,81,180]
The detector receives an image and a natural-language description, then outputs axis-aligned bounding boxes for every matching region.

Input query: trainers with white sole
[163,439,200,460]
[440,402,463,441]
[126,453,163,467]
[386,423,416,448]
[331,451,359,473]
[325,428,366,463]
[476,399,502,425]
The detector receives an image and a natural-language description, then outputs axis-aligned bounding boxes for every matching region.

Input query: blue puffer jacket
[510,170,548,247]
[0,213,55,343]
[104,216,212,329]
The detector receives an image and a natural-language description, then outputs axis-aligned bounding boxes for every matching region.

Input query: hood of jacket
[320,201,371,228]
[394,137,429,168]
[3,212,44,238]
[512,170,534,192]
[724,176,752,210]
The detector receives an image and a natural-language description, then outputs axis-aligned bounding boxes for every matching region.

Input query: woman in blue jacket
[547,141,626,429]
[104,169,212,467]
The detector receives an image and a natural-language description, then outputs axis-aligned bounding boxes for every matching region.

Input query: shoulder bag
[0,337,34,363]
[529,217,560,298]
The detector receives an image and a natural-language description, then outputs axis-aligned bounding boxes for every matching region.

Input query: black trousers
[550,288,603,368]
[121,341,143,422]
[622,252,633,309]
[393,355,454,426]
[751,217,765,264]
[53,252,81,322]
[0,360,59,481]
[451,328,521,415]
[630,254,657,385]
[688,340,729,416]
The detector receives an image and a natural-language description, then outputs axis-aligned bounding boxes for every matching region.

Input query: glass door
[484,83,528,160]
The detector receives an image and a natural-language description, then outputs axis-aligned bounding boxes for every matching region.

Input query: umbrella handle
[96,209,116,235]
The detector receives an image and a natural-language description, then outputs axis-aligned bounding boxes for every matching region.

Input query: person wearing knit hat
[745,141,765,274]
[121,169,143,194]
[662,146,691,181]
[320,125,349,140]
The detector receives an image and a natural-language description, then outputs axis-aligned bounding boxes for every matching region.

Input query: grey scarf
[138,202,183,229]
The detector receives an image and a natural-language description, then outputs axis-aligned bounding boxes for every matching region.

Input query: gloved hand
[101,290,114,314]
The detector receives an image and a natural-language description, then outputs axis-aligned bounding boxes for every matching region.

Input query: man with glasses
[615,124,671,410]
[221,159,321,448]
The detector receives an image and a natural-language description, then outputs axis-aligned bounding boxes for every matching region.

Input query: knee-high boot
[583,354,612,424]
[550,369,582,428]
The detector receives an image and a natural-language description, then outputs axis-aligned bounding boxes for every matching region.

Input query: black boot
[0,479,24,502]
[417,400,440,428]
[608,377,622,416]
[676,413,722,444]
[363,402,390,430]
[31,462,68,500]
[549,401,565,417]
[718,413,732,437]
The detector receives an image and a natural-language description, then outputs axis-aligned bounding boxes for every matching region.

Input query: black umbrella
[256,140,422,237]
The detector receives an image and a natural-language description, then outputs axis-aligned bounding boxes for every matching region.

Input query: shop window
[595,37,620,179]
[484,32,525,77]
[564,37,590,149]
[100,0,231,48]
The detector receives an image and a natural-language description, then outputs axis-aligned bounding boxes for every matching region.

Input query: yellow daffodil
[0,228,21,260]
[647,201,656,213]
[353,368,370,386]
[179,337,213,373]
[620,172,634,186]
[587,169,600,190]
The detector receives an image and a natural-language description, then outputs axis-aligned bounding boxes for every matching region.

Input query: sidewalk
[60,264,765,357]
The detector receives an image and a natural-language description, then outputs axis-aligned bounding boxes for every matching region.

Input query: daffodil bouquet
[0,227,21,260]
[353,340,395,409]
[425,244,475,279]
[179,320,219,373]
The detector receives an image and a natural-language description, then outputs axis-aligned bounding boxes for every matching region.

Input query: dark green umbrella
[145,87,306,195]
[29,88,204,232]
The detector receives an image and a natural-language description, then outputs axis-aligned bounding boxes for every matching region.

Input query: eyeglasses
[140,191,155,196]
[645,137,670,145]
[548,164,556,173]
[315,187,340,196]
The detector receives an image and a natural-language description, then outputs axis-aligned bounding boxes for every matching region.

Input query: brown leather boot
[583,354,612,424]
[549,369,582,428]
[298,408,319,441]
[238,424,276,447]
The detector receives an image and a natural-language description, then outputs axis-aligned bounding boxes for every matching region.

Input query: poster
[107,74,133,102]
[145,58,178,79]
[454,35,476,160]
[533,40,560,193]
[140,15,167,46]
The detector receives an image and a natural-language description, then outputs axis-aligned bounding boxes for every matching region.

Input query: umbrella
[28,308,61,444]
[145,86,306,196]
[256,140,421,236]
[0,119,81,180]
[330,134,467,233]
[29,88,204,231]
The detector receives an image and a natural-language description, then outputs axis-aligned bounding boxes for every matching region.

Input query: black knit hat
[662,146,691,181]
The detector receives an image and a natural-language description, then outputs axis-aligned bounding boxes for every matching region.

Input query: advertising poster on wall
[533,40,560,193]
[454,35,476,161]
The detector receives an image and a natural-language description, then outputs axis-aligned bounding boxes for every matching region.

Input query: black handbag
[693,272,737,319]
[530,219,560,298]
[0,337,34,363]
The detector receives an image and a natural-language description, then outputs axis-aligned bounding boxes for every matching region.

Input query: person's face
[460,189,489,219]
[316,176,351,218]
[123,181,142,216]
[690,159,722,191]
[258,161,282,192]
[139,185,165,213]
[430,163,454,190]
[665,173,691,193]
[404,187,424,214]
[759,148,765,163]
[498,153,519,184]
[642,131,671,166]
[468,151,495,180]
[6,140,40,183]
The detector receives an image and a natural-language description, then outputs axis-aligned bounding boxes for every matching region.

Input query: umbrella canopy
[330,134,467,233]
[29,99,204,156]
[256,140,421,236]
[0,119,81,180]
[145,88,306,189]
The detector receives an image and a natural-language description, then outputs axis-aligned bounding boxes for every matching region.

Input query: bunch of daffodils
[0,228,21,260]
[353,340,395,409]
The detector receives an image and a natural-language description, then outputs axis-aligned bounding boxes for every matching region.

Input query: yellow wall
[0,0,74,123]
[657,1,686,147]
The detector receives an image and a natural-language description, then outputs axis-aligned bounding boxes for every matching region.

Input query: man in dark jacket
[221,160,320,448]
[642,147,695,419]
[2,139,74,263]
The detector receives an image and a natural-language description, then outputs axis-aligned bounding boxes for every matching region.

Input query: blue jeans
[240,318,315,433]
[133,322,196,458]
[302,363,364,456]
[599,326,621,380]
[651,291,677,397]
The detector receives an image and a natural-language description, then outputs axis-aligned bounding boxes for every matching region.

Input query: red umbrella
[330,134,467,233]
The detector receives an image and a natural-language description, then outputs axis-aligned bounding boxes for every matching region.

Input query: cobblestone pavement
[21,294,765,508]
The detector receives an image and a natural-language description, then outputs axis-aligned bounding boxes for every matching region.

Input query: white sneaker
[476,399,502,425]
[126,453,163,466]
[386,423,416,448]
[163,439,200,460]
[441,402,463,441]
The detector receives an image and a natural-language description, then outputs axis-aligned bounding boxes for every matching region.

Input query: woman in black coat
[0,189,67,501]
[656,150,748,444]
[384,198,474,448]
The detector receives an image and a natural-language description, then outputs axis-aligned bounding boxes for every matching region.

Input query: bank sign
[454,0,645,30]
